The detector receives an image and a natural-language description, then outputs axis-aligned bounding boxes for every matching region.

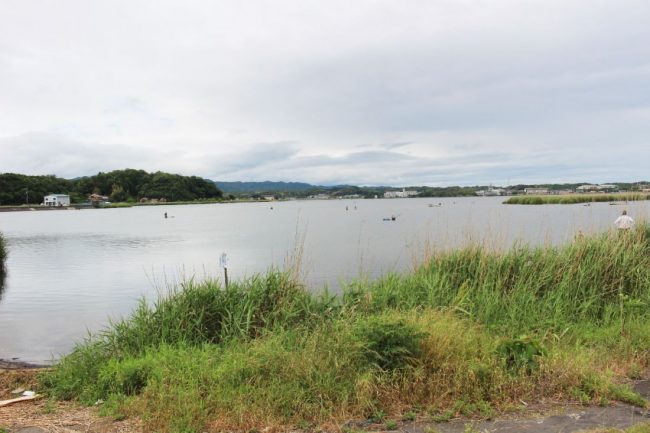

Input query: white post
[219,252,229,288]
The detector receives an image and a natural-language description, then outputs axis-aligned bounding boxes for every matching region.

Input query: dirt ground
[0,366,138,433]
[2,365,650,433]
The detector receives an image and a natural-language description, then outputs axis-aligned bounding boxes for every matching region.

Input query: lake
[1,197,648,363]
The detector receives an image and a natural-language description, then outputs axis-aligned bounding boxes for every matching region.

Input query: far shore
[0,198,262,212]
[0,205,80,213]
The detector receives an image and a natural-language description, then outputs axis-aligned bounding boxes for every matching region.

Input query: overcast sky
[1,0,649,186]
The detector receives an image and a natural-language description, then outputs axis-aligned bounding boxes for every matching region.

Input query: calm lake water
[1,197,648,363]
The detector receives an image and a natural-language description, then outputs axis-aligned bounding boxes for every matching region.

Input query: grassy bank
[504,193,650,205]
[41,226,650,432]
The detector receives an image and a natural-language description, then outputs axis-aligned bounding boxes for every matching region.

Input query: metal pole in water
[220,252,229,288]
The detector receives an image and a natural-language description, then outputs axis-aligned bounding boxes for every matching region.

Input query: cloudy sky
[1,0,649,186]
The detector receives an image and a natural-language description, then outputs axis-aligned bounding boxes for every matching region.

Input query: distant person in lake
[614,210,634,230]
[164,212,167,219]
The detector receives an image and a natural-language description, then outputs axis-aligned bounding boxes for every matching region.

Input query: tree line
[0,169,222,205]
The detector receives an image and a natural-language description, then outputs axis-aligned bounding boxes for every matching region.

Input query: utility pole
[25,188,29,205]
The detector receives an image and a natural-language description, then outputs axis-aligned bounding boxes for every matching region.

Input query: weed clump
[496,336,545,374]
[354,317,424,371]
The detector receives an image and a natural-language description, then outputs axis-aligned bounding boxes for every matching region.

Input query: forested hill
[214,181,315,193]
[0,169,222,205]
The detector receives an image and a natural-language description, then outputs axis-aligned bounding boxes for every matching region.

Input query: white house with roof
[43,194,71,207]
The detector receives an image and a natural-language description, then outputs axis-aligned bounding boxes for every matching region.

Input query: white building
[476,187,505,196]
[576,184,599,192]
[43,194,71,207]
[384,188,419,198]
[576,184,617,193]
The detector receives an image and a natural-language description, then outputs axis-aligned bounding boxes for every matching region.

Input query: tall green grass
[349,225,650,335]
[504,193,650,205]
[41,225,650,431]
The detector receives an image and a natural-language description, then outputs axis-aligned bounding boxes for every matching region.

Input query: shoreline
[0,198,268,212]
[0,358,49,370]
[0,206,80,213]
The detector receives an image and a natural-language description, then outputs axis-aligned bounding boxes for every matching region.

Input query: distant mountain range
[214,181,318,193]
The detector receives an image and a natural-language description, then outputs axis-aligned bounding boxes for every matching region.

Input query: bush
[98,357,156,396]
[354,317,425,371]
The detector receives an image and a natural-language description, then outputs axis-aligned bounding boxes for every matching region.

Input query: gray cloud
[1,0,649,185]
[207,142,300,176]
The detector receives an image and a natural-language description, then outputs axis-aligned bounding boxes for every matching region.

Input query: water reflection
[0,265,5,302]
[0,237,5,301]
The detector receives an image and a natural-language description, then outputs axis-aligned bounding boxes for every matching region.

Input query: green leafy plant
[496,336,545,374]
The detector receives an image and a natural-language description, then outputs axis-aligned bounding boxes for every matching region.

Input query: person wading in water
[613,210,634,231]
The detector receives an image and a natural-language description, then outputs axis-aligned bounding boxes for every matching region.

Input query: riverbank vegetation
[504,193,650,205]
[40,225,650,432]
[0,170,222,206]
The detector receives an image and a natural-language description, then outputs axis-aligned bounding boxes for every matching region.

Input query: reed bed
[504,193,650,205]
[41,225,650,432]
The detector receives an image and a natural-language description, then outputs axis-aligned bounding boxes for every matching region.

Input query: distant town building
[576,184,617,193]
[384,188,419,198]
[309,193,330,200]
[524,188,549,195]
[43,194,70,207]
[475,187,505,196]
[576,184,599,192]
